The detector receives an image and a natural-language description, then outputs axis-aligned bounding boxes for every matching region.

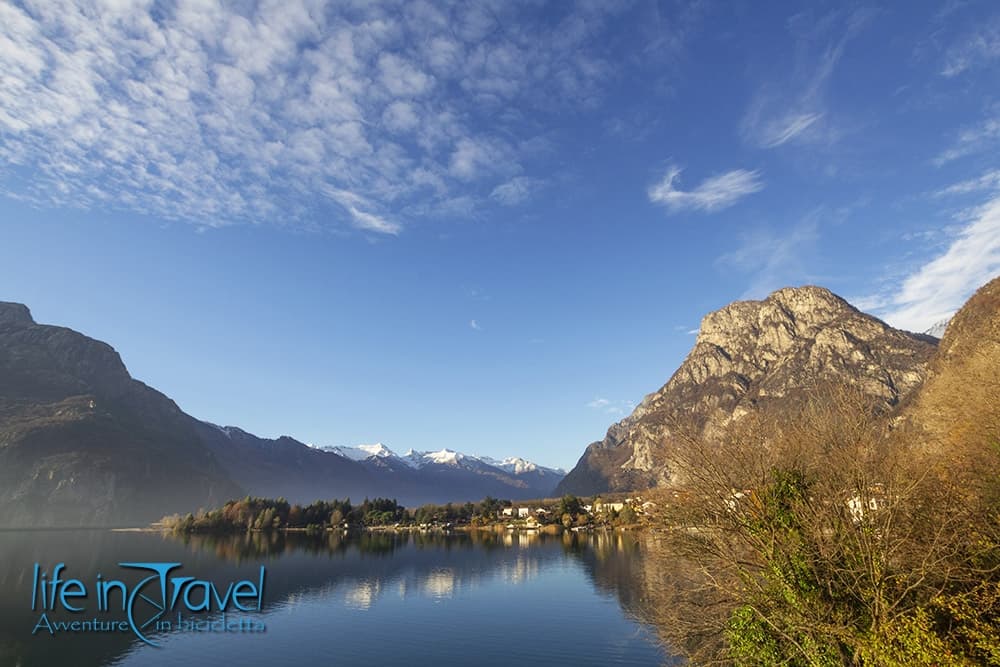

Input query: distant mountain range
[324,443,563,479]
[0,303,564,527]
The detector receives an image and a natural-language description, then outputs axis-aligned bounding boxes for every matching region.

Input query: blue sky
[1,1,999,470]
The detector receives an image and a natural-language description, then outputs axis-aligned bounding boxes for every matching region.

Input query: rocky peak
[0,302,35,329]
[698,286,866,359]
[557,285,938,496]
[0,304,133,401]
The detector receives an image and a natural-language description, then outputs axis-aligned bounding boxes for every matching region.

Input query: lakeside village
[160,493,661,535]
[160,482,894,536]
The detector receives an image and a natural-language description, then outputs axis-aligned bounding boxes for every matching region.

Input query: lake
[0,529,676,666]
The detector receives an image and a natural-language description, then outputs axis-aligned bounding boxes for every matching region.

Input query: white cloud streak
[715,217,820,299]
[933,113,1000,166]
[935,169,1000,197]
[649,165,764,213]
[879,193,1000,332]
[586,397,635,416]
[490,176,543,206]
[756,112,824,149]
[941,18,1000,77]
[741,9,872,149]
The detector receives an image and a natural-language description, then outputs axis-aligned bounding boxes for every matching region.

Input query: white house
[517,507,530,518]
[847,485,887,522]
[847,495,884,522]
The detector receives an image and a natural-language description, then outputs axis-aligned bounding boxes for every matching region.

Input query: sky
[1,0,999,471]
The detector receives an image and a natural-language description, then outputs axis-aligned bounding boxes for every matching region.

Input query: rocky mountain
[0,303,563,526]
[903,276,999,452]
[0,302,241,526]
[556,286,939,496]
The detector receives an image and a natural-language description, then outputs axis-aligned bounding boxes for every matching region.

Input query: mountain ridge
[0,302,563,526]
[556,285,939,496]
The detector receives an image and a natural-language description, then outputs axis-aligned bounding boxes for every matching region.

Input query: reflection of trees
[165,528,559,560]
[159,530,574,610]
[565,531,687,665]
[0,528,673,667]
[171,530,350,560]
[166,529,427,560]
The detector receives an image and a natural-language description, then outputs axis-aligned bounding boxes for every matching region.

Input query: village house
[595,501,625,513]
[847,487,887,522]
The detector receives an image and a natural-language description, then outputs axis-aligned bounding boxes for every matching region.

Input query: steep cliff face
[556,286,938,496]
[0,302,242,526]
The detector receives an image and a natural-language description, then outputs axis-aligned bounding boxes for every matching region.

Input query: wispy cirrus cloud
[0,1,652,236]
[941,17,1000,77]
[715,215,821,299]
[586,397,635,416]
[741,8,873,149]
[932,112,1000,166]
[648,165,764,213]
[748,111,824,149]
[934,169,1000,197]
[490,176,545,206]
[876,182,1000,332]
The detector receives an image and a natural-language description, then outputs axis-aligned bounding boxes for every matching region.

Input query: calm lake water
[0,529,675,666]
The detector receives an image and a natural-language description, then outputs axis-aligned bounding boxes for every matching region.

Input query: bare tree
[641,384,1000,666]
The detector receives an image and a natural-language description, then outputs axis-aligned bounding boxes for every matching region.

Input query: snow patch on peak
[205,422,231,437]
[320,443,405,463]
[424,449,465,465]
[322,445,367,462]
[924,317,951,339]
[357,443,395,458]
[403,448,467,468]
[506,457,536,474]
[481,456,533,474]
[323,444,565,477]
[481,456,565,476]
[317,442,417,468]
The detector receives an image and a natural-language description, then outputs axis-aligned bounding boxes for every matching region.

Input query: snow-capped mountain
[480,456,565,477]
[312,443,565,501]
[324,443,410,464]
[403,448,496,471]
[324,444,560,475]
[924,317,951,339]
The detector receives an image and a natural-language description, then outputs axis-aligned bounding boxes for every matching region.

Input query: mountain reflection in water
[0,529,679,667]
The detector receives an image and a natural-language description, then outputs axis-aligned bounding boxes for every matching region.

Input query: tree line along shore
[159,492,654,534]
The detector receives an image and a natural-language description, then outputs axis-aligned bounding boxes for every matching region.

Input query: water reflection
[0,529,675,667]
